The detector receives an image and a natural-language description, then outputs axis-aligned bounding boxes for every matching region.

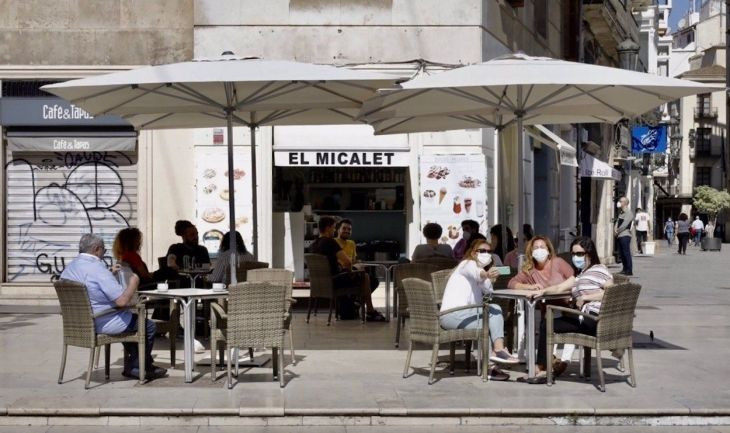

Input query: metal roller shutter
[5,149,137,283]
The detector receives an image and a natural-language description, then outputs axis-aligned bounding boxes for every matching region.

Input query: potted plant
[693,186,730,251]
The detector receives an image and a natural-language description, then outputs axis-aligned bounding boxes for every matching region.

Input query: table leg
[181,298,196,383]
[384,265,391,321]
[526,300,537,378]
[190,275,196,289]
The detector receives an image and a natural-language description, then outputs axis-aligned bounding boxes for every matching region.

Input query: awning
[580,152,621,181]
[6,131,137,152]
[525,125,578,167]
[273,125,410,167]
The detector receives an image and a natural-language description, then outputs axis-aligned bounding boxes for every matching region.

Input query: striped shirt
[572,264,612,314]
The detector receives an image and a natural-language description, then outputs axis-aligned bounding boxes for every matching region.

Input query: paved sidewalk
[1,244,729,427]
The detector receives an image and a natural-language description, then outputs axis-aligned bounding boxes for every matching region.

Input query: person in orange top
[112,227,158,289]
[507,235,573,291]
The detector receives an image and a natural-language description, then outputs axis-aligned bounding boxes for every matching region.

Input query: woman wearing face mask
[521,237,614,384]
[507,236,573,291]
[440,239,519,381]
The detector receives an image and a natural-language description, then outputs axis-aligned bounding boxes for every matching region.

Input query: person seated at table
[507,235,573,291]
[522,236,614,384]
[335,218,379,292]
[112,227,162,290]
[166,220,211,271]
[468,233,503,267]
[489,224,515,264]
[308,216,386,322]
[440,238,519,381]
[452,219,480,261]
[412,223,453,261]
[209,230,255,285]
[504,224,533,269]
[60,233,167,380]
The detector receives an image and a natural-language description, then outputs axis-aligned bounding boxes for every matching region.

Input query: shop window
[1,80,58,97]
[534,0,548,39]
[696,166,712,187]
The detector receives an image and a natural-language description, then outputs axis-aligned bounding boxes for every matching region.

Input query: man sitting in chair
[309,216,386,321]
[335,218,379,292]
[60,233,167,380]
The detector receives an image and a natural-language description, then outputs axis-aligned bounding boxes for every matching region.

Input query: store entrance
[274,166,409,261]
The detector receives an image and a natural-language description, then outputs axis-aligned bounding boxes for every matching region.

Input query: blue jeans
[121,315,156,371]
[694,230,702,245]
[617,236,633,274]
[440,304,504,343]
[665,231,674,246]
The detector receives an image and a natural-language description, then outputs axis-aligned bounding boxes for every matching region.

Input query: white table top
[142,288,228,298]
[491,289,571,301]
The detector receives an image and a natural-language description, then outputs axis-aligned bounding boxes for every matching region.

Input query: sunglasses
[476,248,490,254]
[572,252,586,257]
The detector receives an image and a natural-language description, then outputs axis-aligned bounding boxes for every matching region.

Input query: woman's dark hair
[570,236,600,269]
[318,216,337,232]
[219,231,248,254]
[523,224,534,242]
[175,220,194,236]
[678,213,688,221]
[489,224,515,261]
[461,219,479,232]
[470,232,487,243]
[112,227,142,260]
[422,223,443,240]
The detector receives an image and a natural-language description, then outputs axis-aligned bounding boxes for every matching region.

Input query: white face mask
[532,247,549,263]
[476,252,492,267]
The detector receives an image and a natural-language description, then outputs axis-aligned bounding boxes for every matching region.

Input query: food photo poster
[419,154,487,247]
[195,146,253,257]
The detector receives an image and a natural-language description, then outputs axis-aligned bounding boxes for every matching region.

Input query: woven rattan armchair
[235,260,270,283]
[304,253,365,325]
[413,256,458,269]
[54,279,147,388]
[392,263,442,347]
[430,269,453,305]
[210,281,288,388]
[401,278,488,384]
[546,282,642,392]
[611,273,631,285]
[247,269,296,365]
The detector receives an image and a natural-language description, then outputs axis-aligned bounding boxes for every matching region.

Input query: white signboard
[274,150,410,167]
[195,146,254,256]
[579,153,621,181]
[419,154,488,247]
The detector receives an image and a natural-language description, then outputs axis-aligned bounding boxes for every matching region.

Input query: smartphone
[495,266,512,275]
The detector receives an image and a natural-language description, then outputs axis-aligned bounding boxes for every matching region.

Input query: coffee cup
[156,282,169,291]
[212,283,226,291]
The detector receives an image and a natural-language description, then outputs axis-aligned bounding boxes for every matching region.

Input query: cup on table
[212,283,226,292]
[156,282,169,291]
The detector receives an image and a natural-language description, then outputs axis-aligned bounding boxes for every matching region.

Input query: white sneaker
[194,339,206,353]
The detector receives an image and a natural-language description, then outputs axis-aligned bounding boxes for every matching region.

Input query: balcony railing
[694,107,718,119]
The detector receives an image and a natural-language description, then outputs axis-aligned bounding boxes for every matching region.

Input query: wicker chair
[392,263,442,347]
[304,253,365,325]
[210,281,288,388]
[414,256,458,269]
[611,273,631,285]
[546,282,642,392]
[54,279,147,388]
[235,260,269,283]
[430,269,453,305]
[401,278,487,384]
[247,268,296,365]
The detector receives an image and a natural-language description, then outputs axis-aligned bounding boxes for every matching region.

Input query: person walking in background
[664,217,674,247]
[691,216,705,247]
[676,213,691,255]
[614,197,634,276]
[634,207,650,254]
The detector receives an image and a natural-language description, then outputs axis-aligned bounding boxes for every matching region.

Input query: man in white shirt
[691,216,705,246]
[633,208,651,254]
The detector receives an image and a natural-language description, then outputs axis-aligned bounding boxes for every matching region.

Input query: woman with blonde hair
[440,238,519,381]
[507,235,573,291]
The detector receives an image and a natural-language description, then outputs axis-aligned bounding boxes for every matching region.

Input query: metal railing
[694,107,719,119]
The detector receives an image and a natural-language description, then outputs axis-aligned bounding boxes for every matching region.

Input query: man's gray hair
[79,233,104,254]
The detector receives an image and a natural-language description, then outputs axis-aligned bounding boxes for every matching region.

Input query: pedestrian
[676,213,690,255]
[691,216,705,246]
[664,217,674,247]
[614,196,633,276]
[634,207,650,254]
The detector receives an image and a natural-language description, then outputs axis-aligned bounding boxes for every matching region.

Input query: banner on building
[631,124,668,153]
[418,154,487,247]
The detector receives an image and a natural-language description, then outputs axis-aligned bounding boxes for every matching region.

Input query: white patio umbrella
[359,53,719,250]
[43,54,398,284]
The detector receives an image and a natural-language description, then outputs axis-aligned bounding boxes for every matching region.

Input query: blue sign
[631,124,668,153]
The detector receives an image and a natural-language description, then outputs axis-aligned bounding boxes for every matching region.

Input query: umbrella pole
[516,86,525,255]
[227,110,238,285]
[249,119,259,260]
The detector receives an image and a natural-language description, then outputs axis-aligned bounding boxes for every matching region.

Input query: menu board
[195,146,254,256]
[419,154,487,247]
